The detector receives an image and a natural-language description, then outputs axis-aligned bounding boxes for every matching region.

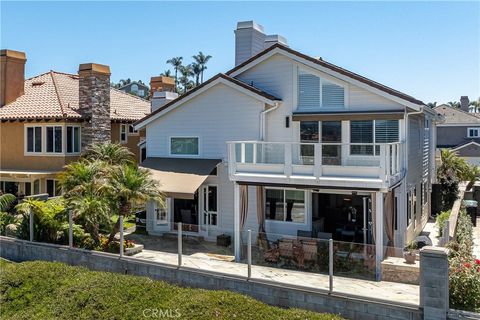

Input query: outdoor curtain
[240,185,248,230]
[384,191,395,257]
[256,186,269,250]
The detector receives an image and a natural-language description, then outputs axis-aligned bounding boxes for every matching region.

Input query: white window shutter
[298,71,320,110]
[322,80,344,109]
[375,120,399,143]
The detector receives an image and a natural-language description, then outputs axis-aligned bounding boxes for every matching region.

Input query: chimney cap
[0,49,26,60]
[78,63,111,75]
[150,76,175,85]
[265,34,288,46]
[236,21,264,33]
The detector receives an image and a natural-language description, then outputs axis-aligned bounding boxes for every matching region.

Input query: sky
[1,1,479,104]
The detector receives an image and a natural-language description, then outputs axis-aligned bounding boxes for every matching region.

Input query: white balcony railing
[227,141,405,188]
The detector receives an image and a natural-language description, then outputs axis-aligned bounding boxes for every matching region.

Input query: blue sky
[1,1,479,104]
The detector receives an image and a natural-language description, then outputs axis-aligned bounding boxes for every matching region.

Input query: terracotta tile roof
[0,71,150,122]
[434,104,480,125]
[227,43,426,106]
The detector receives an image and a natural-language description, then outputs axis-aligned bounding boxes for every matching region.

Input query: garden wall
[0,236,423,320]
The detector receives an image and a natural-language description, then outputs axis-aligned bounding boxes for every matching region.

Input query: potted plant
[403,242,418,264]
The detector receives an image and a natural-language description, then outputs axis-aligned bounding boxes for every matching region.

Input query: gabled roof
[0,71,150,122]
[134,73,281,129]
[434,104,480,125]
[227,43,426,107]
[118,81,149,91]
[451,141,480,152]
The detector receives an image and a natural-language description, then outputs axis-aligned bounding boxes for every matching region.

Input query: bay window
[265,188,305,223]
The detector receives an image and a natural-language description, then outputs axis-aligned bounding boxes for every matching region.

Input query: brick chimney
[149,76,175,97]
[0,49,27,107]
[460,96,470,112]
[78,63,111,148]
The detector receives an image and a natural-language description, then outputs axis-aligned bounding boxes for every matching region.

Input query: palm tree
[0,193,15,212]
[192,51,212,83]
[191,62,202,86]
[160,70,172,77]
[464,164,480,191]
[427,102,437,108]
[166,57,183,92]
[179,64,194,93]
[82,143,135,166]
[448,101,460,108]
[469,98,480,113]
[106,164,163,244]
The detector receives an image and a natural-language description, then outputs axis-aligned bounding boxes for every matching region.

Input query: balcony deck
[227,141,405,190]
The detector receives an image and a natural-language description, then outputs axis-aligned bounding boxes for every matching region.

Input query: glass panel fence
[331,240,376,281]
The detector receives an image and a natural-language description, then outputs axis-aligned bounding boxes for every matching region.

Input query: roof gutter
[260,101,280,140]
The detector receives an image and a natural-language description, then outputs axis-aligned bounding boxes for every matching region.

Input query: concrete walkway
[132,249,419,306]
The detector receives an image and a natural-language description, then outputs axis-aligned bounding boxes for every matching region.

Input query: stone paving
[132,248,420,306]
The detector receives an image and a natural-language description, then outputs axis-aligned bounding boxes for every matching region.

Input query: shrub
[0,212,17,235]
[436,210,451,237]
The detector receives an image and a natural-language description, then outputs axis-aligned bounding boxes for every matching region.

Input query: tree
[448,101,461,108]
[463,164,480,191]
[82,143,135,166]
[191,62,202,86]
[160,70,172,77]
[427,102,437,108]
[437,149,467,210]
[0,193,15,212]
[179,64,194,93]
[192,51,212,83]
[166,57,183,92]
[106,164,163,244]
[469,98,480,113]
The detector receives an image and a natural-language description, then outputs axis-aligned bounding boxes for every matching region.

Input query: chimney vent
[78,63,111,148]
[264,34,288,48]
[151,91,179,112]
[0,49,27,107]
[460,96,470,112]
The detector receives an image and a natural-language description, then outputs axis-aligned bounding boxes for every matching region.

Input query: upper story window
[46,126,63,153]
[131,84,139,92]
[66,126,81,154]
[26,126,42,153]
[350,120,399,156]
[120,124,128,143]
[467,127,480,138]
[128,125,138,135]
[298,69,345,111]
[170,137,199,156]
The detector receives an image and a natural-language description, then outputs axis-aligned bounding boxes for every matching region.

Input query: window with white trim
[120,124,128,143]
[170,137,199,155]
[128,125,138,135]
[350,120,399,155]
[467,127,480,138]
[66,126,80,154]
[298,69,345,110]
[46,126,63,153]
[26,126,42,153]
[265,188,305,223]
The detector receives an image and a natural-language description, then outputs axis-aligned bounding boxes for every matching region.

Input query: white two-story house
[135,21,438,275]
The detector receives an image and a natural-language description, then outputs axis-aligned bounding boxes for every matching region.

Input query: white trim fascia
[134,77,280,130]
[229,47,422,111]
[437,123,480,127]
[451,141,480,152]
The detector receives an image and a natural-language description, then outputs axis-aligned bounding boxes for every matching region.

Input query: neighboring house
[0,49,150,197]
[118,81,150,99]
[434,103,480,165]
[135,20,438,275]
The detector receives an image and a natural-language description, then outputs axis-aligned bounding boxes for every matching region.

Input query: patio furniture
[279,239,294,258]
[301,239,317,261]
[297,230,312,239]
[216,234,231,247]
[317,232,332,240]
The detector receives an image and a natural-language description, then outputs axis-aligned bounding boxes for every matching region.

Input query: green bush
[447,210,480,311]
[0,212,17,235]
[436,210,451,237]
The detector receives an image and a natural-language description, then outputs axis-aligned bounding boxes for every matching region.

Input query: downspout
[260,101,280,141]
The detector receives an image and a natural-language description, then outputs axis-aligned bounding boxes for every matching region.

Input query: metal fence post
[329,239,333,293]
[68,210,73,248]
[444,220,450,245]
[247,230,252,279]
[119,216,124,258]
[178,222,182,267]
[29,208,34,242]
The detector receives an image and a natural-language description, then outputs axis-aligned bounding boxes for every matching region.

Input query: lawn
[0,260,343,320]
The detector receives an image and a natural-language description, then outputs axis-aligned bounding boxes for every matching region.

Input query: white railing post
[178,222,182,267]
[329,238,333,293]
[241,143,246,163]
[392,144,397,174]
[379,144,387,180]
[119,215,124,258]
[284,143,292,177]
[252,143,257,164]
[68,210,73,248]
[314,143,322,178]
[29,208,34,242]
[247,229,252,279]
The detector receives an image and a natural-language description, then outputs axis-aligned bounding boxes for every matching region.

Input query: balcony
[227,141,405,190]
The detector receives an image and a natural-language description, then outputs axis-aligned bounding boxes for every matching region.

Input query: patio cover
[140,157,221,199]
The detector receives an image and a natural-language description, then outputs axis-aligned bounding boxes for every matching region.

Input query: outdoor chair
[278,239,294,258]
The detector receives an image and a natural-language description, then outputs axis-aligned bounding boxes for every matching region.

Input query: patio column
[234,182,241,261]
[375,191,384,281]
